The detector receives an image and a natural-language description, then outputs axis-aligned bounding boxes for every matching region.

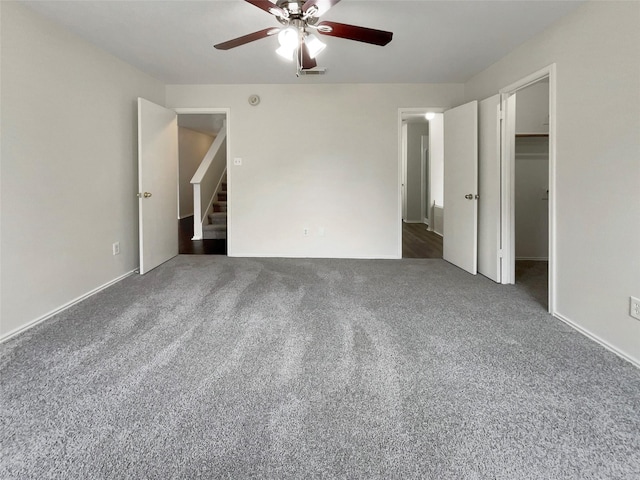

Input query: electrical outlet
[303,227,309,237]
[630,296,640,321]
[112,242,120,255]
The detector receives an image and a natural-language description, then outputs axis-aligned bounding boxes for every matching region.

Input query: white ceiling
[20,0,584,85]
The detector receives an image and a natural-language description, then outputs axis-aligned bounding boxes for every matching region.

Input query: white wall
[0,2,165,337]
[166,84,464,258]
[405,122,429,222]
[178,127,215,219]
[465,1,640,364]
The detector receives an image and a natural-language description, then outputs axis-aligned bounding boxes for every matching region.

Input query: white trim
[421,134,429,226]
[179,213,194,220]
[174,107,229,115]
[500,93,516,285]
[499,64,557,315]
[228,253,401,260]
[0,271,135,343]
[500,66,554,95]
[397,112,404,258]
[554,312,640,369]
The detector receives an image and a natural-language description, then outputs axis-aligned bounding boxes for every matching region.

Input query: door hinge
[498,249,504,258]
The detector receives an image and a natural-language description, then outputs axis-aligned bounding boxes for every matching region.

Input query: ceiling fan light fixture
[278,26,299,49]
[305,33,326,58]
[276,45,296,61]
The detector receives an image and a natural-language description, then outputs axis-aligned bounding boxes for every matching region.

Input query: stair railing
[191,121,227,240]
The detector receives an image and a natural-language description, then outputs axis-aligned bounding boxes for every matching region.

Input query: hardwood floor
[179,218,440,258]
[179,216,226,255]
[402,222,443,259]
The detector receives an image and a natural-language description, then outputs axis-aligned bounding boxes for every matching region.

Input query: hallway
[402,223,443,259]
[179,216,226,255]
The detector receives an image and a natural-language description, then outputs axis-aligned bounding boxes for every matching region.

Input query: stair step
[203,224,226,231]
[212,201,227,212]
[202,223,227,239]
[208,212,227,224]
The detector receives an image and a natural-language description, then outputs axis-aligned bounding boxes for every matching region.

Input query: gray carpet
[1,256,639,479]
[515,260,548,310]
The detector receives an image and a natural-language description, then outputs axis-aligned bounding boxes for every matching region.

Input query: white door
[443,101,478,274]
[137,98,179,274]
[478,95,502,282]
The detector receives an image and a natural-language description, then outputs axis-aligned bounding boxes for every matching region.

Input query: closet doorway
[502,72,553,310]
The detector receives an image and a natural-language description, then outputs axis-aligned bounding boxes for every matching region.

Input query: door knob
[138,192,152,198]
[465,194,473,199]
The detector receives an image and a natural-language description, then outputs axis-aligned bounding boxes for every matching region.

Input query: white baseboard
[179,213,194,220]
[553,311,640,369]
[0,270,136,344]
[227,253,401,260]
[516,256,548,261]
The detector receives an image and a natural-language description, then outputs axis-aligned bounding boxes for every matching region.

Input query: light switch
[234,157,242,166]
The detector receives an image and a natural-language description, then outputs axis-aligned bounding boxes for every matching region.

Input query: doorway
[513,79,550,308]
[399,109,444,258]
[176,112,228,255]
[500,66,556,312]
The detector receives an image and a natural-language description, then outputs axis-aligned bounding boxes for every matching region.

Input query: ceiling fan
[214,0,393,75]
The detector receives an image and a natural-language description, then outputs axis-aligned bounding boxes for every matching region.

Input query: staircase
[202,179,227,239]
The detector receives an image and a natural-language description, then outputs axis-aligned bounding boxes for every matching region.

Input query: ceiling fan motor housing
[275,0,320,28]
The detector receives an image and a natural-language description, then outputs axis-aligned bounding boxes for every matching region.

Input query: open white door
[443,101,478,274]
[478,95,502,282]
[137,98,178,274]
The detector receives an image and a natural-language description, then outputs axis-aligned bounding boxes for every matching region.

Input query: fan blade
[300,41,317,70]
[245,0,286,17]
[214,28,279,50]
[316,21,393,46]
[302,0,341,18]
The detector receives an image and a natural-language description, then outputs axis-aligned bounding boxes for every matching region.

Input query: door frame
[397,107,445,257]
[421,134,429,225]
[499,64,556,313]
[173,107,232,254]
